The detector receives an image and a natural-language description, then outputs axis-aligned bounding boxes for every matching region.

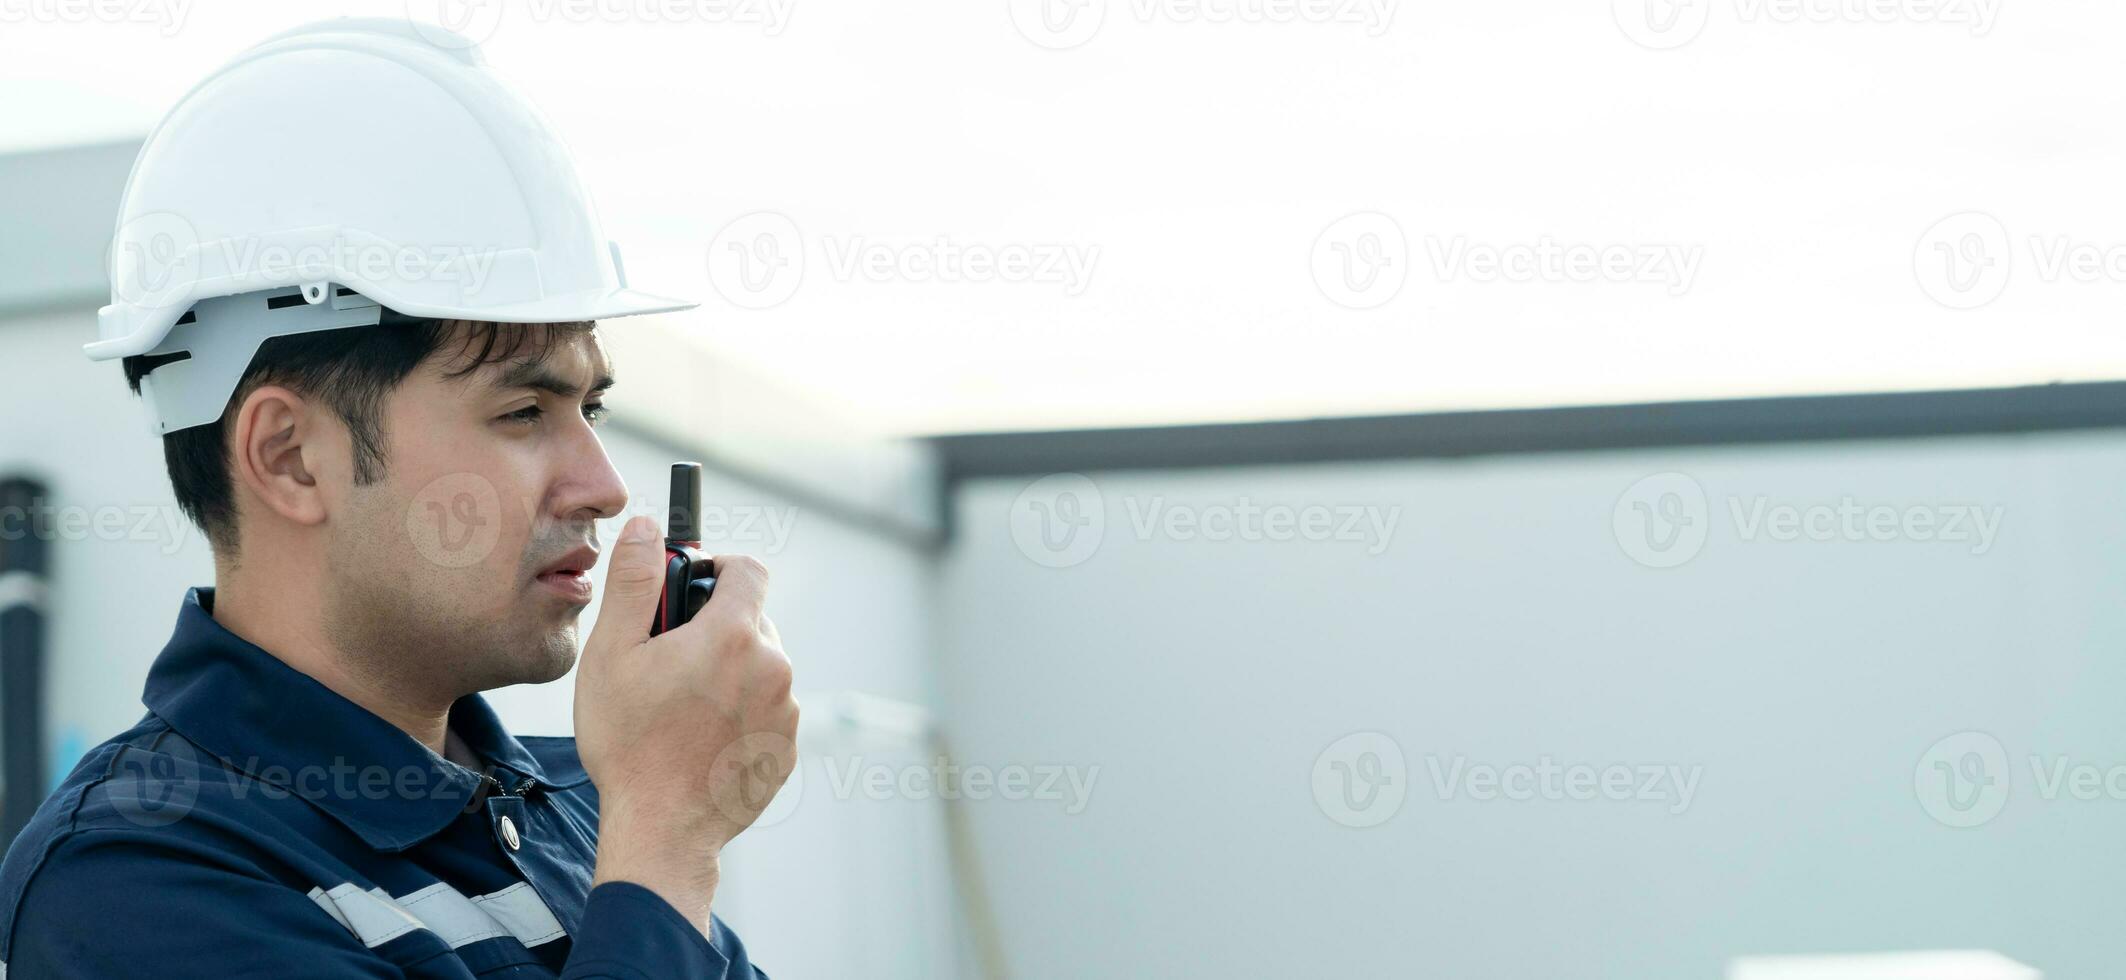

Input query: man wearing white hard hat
[0,18,789,978]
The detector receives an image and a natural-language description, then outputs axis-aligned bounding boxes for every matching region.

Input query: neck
[210,560,456,756]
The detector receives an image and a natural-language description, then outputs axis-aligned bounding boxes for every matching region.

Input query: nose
[555,425,630,524]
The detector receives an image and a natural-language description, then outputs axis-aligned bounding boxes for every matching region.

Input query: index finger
[698,553,769,622]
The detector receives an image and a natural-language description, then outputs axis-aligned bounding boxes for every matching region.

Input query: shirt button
[499,815,522,851]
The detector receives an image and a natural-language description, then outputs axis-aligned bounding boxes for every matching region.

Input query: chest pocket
[308,881,568,977]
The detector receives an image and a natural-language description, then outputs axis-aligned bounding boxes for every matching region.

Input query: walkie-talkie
[651,462,717,637]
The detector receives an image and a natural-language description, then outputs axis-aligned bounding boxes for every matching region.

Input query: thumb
[587,515,666,653]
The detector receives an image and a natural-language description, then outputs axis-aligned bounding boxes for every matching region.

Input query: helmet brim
[383,285,700,325]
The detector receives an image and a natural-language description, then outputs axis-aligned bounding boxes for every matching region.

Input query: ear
[228,384,333,532]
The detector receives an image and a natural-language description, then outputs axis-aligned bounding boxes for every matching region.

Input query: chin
[477,623,581,689]
[525,632,581,684]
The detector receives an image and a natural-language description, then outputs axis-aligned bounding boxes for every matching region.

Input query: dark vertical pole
[0,478,49,846]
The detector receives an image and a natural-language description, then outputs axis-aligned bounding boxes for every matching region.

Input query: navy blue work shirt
[0,587,770,978]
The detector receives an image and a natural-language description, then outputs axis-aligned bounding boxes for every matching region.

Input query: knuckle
[758,657,794,695]
[711,628,748,654]
[726,555,769,583]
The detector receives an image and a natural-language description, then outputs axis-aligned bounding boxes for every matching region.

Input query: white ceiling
[5,0,2122,435]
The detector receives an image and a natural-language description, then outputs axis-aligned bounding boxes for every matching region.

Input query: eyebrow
[490,359,617,399]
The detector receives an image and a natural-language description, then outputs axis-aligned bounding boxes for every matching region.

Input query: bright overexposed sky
[5,0,2124,434]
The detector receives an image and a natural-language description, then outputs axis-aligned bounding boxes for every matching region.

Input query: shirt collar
[141,587,583,852]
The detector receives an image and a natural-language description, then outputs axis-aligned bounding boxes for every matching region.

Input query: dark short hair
[122,315,592,555]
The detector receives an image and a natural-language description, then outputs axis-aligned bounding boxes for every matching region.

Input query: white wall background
[937,436,2126,979]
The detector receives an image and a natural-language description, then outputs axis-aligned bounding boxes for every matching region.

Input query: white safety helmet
[91,17,696,434]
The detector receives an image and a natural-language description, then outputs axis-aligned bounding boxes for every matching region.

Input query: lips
[536,544,601,579]
[534,544,600,602]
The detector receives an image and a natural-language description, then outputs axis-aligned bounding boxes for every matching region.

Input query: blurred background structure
[4,2,2125,978]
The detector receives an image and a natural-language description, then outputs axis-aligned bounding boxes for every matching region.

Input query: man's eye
[500,404,608,426]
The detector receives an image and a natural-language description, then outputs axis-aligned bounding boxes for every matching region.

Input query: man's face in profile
[322,324,630,698]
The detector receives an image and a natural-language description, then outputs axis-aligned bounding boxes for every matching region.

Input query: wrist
[594,797,724,936]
